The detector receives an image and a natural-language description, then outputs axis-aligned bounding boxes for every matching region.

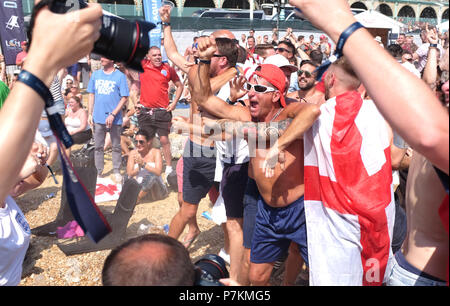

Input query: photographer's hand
[0,2,102,204]
[24,2,102,86]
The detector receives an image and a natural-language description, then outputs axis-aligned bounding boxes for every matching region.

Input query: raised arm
[289,0,449,174]
[0,3,102,203]
[159,6,191,74]
[189,36,251,121]
[422,26,440,90]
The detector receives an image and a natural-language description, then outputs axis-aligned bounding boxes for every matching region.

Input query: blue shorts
[221,162,249,218]
[243,178,259,249]
[250,195,308,265]
[182,140,216,205]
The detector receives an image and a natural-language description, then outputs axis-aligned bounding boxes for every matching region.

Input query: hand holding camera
[25,1,102,85]
[44,0,157,72]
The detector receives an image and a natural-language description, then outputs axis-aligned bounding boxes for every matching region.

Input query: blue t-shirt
[87,69,129,125]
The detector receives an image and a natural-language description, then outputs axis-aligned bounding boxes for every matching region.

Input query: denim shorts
[386,251,447,286]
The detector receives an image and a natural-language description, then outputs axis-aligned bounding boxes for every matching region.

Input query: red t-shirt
[139,60,180,108]
[15,51,27,66]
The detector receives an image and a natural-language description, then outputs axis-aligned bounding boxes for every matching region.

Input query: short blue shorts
[250,195,308,265]
[243,178,259,249]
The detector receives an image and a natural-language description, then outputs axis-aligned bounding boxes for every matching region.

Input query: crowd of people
[0,0,448,287]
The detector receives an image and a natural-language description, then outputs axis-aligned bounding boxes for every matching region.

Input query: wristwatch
[429,43,438,48]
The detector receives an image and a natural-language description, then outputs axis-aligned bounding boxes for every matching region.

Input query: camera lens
[95,16,155,72]
[194,254,229,280]
[48,0,156,72]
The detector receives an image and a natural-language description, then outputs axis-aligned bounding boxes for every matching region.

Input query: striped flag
[304,91,395,286]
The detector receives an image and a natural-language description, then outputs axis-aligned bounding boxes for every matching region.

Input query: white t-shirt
[415,43,444,72]
[0,196,31,286]
[214,83,250,182]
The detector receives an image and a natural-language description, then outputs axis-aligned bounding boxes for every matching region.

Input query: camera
[194,254,229,286]
[49,0,156,72]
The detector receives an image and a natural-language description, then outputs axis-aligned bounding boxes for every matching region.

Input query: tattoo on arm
[209,118,294,142]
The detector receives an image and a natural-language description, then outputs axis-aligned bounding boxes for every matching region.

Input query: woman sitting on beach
[126,129,164,203]
[64,96,92,156]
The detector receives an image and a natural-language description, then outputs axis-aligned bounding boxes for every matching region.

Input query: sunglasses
[245,83,277,93]
[135,140,146,145]
[276,47,292,54]
[297,70,313,78]
[212,54,225,58]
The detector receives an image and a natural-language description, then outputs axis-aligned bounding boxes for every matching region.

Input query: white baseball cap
[264,54,298,74]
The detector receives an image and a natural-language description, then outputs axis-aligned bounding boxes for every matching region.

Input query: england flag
[304,91,395,286]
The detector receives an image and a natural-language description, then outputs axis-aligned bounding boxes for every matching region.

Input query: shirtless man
[287,60,325,105]
[159,6,241,247]
[126,129,163,203]
[190,35,320,285]
[386,152,448,286]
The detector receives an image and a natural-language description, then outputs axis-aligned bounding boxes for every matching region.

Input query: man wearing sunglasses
[287,60,325,106]
[276,40,300,93]
[188,35,321,285]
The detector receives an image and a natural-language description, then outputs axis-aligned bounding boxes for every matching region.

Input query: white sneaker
[218,248,230,265]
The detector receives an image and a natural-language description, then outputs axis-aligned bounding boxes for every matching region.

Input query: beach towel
[95,177,122,203]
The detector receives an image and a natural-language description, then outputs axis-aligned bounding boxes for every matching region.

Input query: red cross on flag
[304,91,395,286]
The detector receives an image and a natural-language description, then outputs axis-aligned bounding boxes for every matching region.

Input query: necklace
[269,108,283,122]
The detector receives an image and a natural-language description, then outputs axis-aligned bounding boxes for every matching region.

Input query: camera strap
[56,136,112,243]
[18,69,111,244]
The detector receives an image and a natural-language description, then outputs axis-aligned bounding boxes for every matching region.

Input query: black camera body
[194,254,229,286]
[49,0,156,72]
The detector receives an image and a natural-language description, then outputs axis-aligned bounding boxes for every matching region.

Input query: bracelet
[158,22,171,26]
[109,112,116,117]
[335,22,364,57]
[17,70,52,107]
[429,43,438,48]
[199,59,211,64]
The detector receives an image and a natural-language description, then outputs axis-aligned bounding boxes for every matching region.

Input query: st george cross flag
[303,91,395,286]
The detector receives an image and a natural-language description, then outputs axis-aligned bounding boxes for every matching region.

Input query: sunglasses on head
[297,70,313,78]
[245,82,277,93]
[276,47,292,54]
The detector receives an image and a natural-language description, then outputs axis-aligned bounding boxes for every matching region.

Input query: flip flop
[182,233,199,249]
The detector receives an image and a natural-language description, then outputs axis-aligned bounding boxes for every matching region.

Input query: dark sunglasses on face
[212,54,225,58]
[298,70,313,78]
[136,140,146,145]
[245,82,276,93]
[276,47,292,54]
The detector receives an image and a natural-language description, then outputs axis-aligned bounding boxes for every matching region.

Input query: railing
[21,2,445,29]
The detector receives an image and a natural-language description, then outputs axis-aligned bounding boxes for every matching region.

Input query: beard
[299,81,315,91]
